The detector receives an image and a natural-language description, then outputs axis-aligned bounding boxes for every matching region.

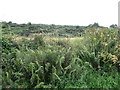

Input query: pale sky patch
[0,0,119,27]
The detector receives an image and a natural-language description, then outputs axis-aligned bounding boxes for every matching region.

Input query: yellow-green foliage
[76,28,120,71]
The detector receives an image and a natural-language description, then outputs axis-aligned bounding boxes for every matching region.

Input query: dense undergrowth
[1,27,120,88]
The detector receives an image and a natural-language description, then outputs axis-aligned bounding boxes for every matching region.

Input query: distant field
[4,34,83,43]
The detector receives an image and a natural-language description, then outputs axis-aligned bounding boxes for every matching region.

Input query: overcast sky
[0,0,119,27]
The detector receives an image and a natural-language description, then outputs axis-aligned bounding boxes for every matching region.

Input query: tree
[88,24,92,27]
[76,26,80,29]
[110,24,117,28]
[1,22,8,28]
[92,22,99,27]
[8,21,12,24]
[27,22,32,25]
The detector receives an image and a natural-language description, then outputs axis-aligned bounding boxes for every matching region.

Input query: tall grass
[1,28,120,88]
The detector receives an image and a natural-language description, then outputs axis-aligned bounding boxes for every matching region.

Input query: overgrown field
[1,22,120,88]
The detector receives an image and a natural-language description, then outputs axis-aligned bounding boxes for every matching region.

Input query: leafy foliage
[1,22,120,88]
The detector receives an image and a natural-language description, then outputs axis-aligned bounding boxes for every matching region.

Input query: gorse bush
[77,28,120,71]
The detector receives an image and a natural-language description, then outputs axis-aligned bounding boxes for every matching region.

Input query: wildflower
[94,38,96,40]
[104,43,108,46]
[100,53,105,57]
[113,60,117,64]
[101,42,108,46]
[89,64,93,68]
[113,38,117,40]
[109,53,112,56]
[115,45,118,48]
[111,55,118,64]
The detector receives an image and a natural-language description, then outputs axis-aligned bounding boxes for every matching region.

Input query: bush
[1,37,18,54]
[77,28,120,72]
[34,35,45,47]
[55,39,70,48]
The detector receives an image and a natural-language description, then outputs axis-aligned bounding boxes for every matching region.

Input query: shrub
[34,35,45,47]
[77,28,120,72]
